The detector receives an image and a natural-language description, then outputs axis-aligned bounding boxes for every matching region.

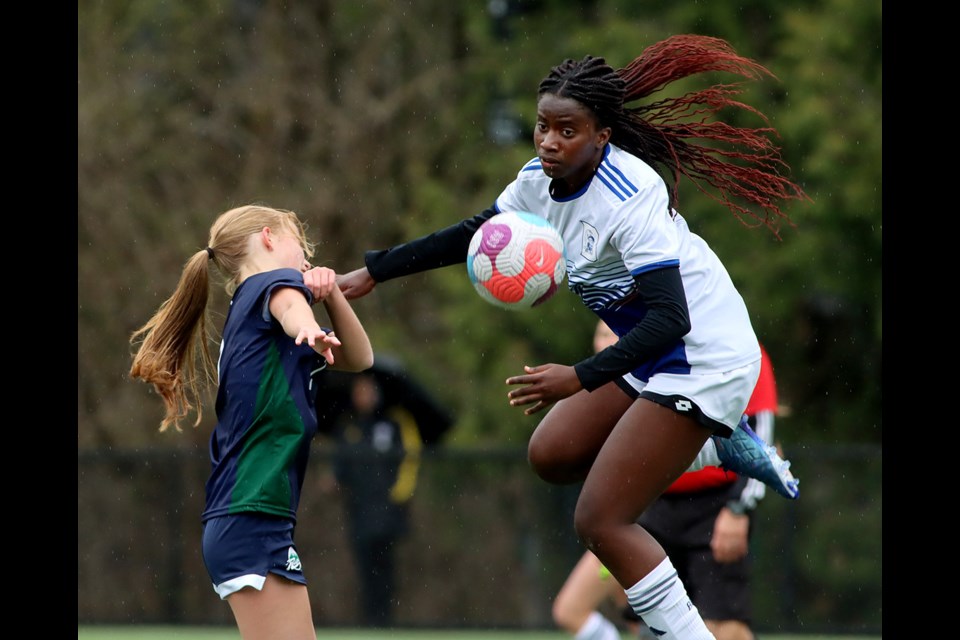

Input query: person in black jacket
[315,356,454,627]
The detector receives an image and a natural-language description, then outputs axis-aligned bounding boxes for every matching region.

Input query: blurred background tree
[78,0,881,450]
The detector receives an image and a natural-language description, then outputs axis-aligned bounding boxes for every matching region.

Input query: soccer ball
[466,211,566,310]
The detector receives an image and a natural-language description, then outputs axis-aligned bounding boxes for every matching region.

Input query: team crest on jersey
[580,221,599,261]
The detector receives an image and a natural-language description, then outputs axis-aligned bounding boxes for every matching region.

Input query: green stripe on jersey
[230,342,305,515]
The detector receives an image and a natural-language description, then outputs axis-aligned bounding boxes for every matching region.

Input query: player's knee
[527,434,584,484]
[550,598,569,628]
[572,502,608,547]
[527,446,560,483]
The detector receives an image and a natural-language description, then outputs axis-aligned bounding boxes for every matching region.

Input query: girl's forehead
[537,94,592,118]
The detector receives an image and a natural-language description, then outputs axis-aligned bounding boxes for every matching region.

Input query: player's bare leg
[553,550,624,639]
[227,573,317,640]
[532,391,716,639]
[706,619,754,640]
[527,381,633,485]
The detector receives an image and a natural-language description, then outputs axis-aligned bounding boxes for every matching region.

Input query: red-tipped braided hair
[538,35,809,236]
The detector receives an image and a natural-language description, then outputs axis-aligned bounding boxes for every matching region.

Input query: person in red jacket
[552,321,781,640]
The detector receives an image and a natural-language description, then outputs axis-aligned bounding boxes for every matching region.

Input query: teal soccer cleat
[713,417,800,499]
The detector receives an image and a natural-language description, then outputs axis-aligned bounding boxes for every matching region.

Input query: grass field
[77,627,880,640]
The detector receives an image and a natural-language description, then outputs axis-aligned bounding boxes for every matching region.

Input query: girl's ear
[597,126,612,148]
[259,226,273,250]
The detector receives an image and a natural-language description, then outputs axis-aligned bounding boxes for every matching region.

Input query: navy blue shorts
[201,513,306,599]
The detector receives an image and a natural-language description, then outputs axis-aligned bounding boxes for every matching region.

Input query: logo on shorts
[674,399,692,412]
[286,547,302,572]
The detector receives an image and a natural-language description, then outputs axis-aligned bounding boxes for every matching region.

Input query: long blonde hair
[129,205,315,432]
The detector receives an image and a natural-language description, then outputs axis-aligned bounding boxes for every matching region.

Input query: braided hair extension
[538,35,810,236]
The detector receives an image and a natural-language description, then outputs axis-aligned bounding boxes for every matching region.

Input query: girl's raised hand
[303,266,338,302]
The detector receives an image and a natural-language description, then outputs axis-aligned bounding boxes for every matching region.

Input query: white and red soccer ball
[466,211,566,310]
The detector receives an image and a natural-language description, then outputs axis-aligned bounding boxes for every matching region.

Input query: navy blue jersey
[202,269,326,522]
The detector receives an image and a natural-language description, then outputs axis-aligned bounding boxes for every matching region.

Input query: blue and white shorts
[618,359,761,437]
[201,513,306,599]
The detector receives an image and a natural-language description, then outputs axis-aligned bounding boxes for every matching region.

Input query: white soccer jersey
[494,143,760,380]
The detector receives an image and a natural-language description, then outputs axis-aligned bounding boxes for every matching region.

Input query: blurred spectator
[315,355,454,627]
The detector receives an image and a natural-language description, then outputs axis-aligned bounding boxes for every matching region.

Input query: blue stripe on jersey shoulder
[602,161,639,194]
[631,259,680,276]
[596,158,640,202]
[521,157,542,172]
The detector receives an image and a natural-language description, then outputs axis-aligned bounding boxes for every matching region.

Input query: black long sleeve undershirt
[364,207,499,282]
[574,266,691,391]
[364,211,691,393]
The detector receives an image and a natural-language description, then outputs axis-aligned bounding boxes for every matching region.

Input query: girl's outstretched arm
[269,287,340,363]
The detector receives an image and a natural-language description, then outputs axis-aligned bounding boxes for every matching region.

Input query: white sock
[687,438,720,472]
[575,611,621,640]
[625,557,715,640]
